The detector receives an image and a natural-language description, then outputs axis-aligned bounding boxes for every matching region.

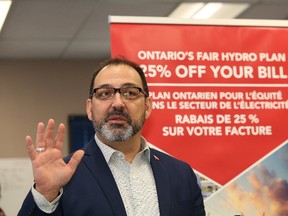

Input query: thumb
[68,150,85,171]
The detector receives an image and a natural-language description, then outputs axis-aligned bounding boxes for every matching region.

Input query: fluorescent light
[169,3,205,18]
[169,2,250,19]
[208,3,250,19]
[193,3,223,19]
[0,0,12,32]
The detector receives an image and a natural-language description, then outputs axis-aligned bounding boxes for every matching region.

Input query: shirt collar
[94,134,151,163]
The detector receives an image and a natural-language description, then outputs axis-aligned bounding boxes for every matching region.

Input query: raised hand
[26,119,84,201]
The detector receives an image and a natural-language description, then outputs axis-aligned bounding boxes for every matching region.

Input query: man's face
[86,64,152,142]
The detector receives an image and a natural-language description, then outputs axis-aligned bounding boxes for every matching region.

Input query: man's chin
[109,123,127,129]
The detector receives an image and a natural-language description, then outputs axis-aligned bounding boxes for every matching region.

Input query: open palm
[26,119,84,201]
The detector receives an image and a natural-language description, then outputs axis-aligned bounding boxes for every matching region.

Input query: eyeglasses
[91,86,148,101]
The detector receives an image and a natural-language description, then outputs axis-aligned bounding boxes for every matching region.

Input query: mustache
[104,109,132,124]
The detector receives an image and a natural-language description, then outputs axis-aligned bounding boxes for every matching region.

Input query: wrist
[34,184,60,202]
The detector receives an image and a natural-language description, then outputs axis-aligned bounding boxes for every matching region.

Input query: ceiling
[0,0,288,60]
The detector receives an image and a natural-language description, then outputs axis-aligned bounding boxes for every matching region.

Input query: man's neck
[96,133,142,163]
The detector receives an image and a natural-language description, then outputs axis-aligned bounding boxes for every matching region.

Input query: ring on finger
[35,147,46,153]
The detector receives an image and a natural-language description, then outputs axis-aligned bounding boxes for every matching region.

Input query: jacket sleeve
[186,164,206,216]
[17,190,62,216]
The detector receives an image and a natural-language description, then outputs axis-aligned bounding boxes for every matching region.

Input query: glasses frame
[91,86,148,101]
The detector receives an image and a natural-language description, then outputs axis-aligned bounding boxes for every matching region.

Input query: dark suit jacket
[18,139,205,216]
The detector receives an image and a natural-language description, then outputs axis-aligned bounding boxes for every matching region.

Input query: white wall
[0,60,100,158]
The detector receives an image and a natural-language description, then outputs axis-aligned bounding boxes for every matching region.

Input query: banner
[110,16,288,215]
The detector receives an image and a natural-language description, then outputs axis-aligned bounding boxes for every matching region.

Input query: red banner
[110,17,288,187]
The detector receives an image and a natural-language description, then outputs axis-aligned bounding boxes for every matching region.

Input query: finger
[26,135,37,160]
[45,119,55,149]
[54,123,65,150]
[67,150,85,171]
[35,122,45,148]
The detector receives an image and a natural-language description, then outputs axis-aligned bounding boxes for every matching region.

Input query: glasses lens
[95,88,114,100]
[122,87,141,100]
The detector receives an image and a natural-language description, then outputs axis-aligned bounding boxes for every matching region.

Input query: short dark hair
[89,57,149,98]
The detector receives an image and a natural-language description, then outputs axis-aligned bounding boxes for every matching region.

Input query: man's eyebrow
[95,83,139,88]
[94,84,112,88]
[121,83,139,87]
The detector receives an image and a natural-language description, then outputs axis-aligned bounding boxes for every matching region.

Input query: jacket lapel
[150,149,171,216]
[83,139,127,216]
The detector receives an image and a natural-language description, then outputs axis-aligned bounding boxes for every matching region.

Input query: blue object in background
[68,115,95,153]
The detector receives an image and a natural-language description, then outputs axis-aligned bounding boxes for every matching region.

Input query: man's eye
[97,89,112,98]
[102,90,112,96]
[123,89,138,96]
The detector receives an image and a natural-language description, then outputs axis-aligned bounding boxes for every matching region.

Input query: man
[18,58,205,215]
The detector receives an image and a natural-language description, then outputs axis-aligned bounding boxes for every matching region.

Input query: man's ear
[144,97,153,120]
[86,99,93,121]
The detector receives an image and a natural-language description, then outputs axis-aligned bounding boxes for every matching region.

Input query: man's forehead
[94,64,142,87]
[96,64,140,79]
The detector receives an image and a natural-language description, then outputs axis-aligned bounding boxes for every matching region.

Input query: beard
[92,109,145,142]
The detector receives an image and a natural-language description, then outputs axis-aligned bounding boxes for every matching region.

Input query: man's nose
[111,92,125,108]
